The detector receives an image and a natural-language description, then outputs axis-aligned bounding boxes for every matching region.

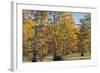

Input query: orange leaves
[56,12,79,53]
[23,19,36,26]
[23,19,35,40]
[23,11,90,61]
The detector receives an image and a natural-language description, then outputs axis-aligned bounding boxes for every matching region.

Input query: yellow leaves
[23,19,36,26]
[60,12,72,17]
[23,11,89,60]
[56,12,80,53]
[23,19,36,40]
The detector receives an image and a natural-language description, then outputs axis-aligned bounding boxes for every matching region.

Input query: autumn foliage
[23,10,91,62]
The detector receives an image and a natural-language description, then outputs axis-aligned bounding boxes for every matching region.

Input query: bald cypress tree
[53,12,79,60]
[78,14,91,56]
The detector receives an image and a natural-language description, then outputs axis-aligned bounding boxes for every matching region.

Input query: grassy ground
[23,52,91,62]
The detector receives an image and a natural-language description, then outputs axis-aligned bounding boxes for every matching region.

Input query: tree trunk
[80,52,84,56]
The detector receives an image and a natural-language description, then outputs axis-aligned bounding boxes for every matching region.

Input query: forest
[23,10,91,62]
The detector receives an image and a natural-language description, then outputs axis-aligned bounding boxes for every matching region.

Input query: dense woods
[23,10,91,62]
